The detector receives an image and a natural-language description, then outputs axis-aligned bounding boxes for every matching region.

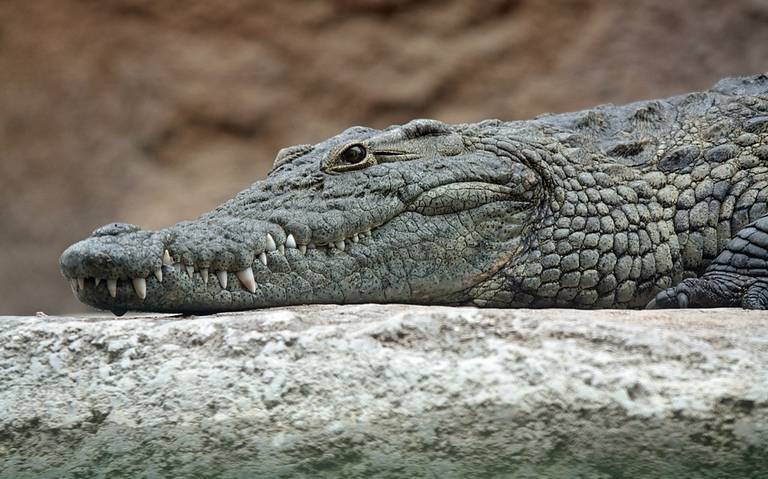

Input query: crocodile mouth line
[64,225,381,302]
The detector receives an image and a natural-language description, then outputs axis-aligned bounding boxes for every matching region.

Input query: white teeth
[174,263,182,274]
[201,268,209,285]
[107,279,117,298]
[95,278,102,287]
[259,251,268,266]
[163,250,173,266]
[186,265,195,278]
[335,240,346,251]
[77,278,85,290]
[153,269,163,283]
[308,242,316,249]
[69,278,78,292]
[236,267,256,293]
[286,234,297,248]
[328,242,335,249]
[217,271,228,289]
[299,245,307,254]
[352,234,359,243]
[279,244,285,255]
[132,278,146,300]
[364,229,371,236]
[266,234,277,252]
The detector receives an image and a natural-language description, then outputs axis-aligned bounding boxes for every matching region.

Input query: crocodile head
[60,119,543,314]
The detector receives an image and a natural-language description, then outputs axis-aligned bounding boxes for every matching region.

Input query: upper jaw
[59,217,382,314]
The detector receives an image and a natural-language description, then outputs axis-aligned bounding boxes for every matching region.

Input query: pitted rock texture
[1,305,767,478]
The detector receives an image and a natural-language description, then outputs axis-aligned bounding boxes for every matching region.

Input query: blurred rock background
[1,0,767,314]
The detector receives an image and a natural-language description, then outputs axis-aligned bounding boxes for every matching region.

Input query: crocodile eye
[339,145,367,165]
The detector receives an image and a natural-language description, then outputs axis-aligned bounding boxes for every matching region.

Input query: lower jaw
[74,269,318,315]
[73,265,405,315]
[74,276,458,316]
[73,260,477,315]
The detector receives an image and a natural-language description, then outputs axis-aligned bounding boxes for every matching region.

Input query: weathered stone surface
[1,305,767,478]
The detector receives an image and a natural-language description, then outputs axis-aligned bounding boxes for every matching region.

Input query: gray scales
[61,74,768,315]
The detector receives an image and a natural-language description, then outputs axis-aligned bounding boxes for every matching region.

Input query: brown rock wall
[1,0,767,313]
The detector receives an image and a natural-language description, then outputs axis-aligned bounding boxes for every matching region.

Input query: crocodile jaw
[61,222,385,315]
[61,208,531,315]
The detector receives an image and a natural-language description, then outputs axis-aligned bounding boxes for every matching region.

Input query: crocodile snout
[60,216,382,314]
[60,224,165,307]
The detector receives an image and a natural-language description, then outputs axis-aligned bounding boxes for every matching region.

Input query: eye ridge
[339,144,367,165]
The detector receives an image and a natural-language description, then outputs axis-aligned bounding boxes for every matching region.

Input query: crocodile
[60,74,768,315]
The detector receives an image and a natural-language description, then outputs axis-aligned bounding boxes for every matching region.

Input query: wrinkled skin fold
[61,75,768,314]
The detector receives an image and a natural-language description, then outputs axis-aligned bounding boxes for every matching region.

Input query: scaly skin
[61,75,768,315]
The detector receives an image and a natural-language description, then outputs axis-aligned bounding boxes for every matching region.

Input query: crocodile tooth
[298,245,307,254]
[335,240,345,251]
[77,278,85,290]
[153,269,163,283]
[285,234,297,248]
[259,251,268,266]
[163,249,173,266]
[279,244,285,255]
[364,229,371,236]
[186,265,195,278]
[236,267,256,293]
[266,234,277,252]
[69,278,78,292]
[327,242,335,249]
[107,279,117,298]
[132,278,146,300]
[94,278,102,287]
[174,263,182,274]
[217,271,228,289]
[352,234,359,243]
[201,268,209,285]
[308,242,316,249]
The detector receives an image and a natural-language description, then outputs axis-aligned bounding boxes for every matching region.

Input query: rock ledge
[1,305,767,478]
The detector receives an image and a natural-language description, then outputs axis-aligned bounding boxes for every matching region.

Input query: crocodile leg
[648,216,768,309]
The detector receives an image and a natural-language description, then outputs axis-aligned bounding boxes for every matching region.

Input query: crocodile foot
[647,275,746,309]
[648,217,768,310]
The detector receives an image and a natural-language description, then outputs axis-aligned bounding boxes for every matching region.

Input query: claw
[645,298,658,309]
[676,292,689,309]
